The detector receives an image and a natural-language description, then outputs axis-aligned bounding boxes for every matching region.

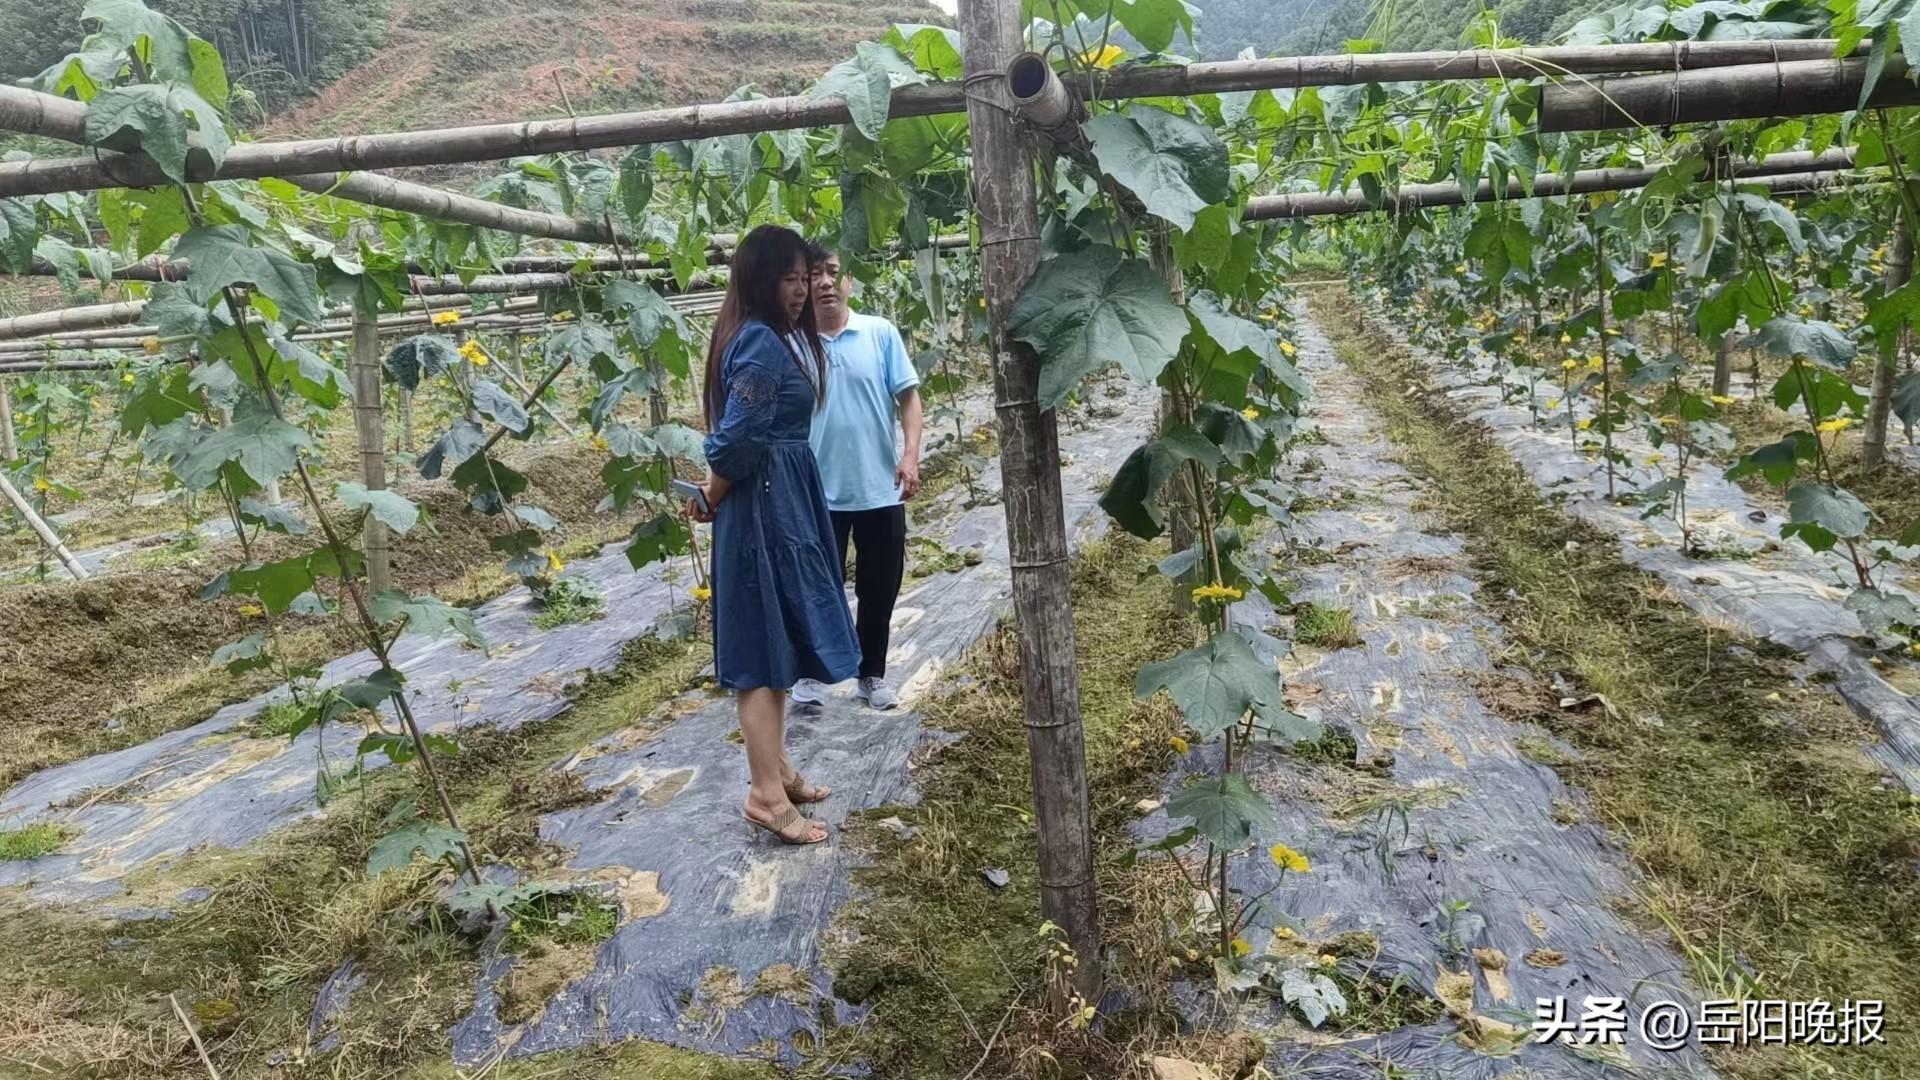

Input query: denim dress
[704,320,862,691]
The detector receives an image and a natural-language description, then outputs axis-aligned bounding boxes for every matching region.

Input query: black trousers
[830,504,907,680]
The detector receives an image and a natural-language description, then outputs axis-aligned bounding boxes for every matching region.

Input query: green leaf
[1785,482,1872,551]
[369,591,487,647]
[1846,588,1920,637]
[172,226,326,327]
[1110,0,1194,52]
[84,83,227,186]
[605,279,687,350]
[1135,629,1283,739]
[1098,430,1220,540]
[1166,773,1275,850]
[544,319,620,369]
[808,41,926,141]
[1010,245,1187,408]
[884,23,964,79]
[238,497,308,536]
[120,366,195,436]
[367,819,468,876]
[84,0,194,81]
[237,554,317,615]
[384,334,459,392]
[1893,372,1920,427]
[177,398,313,490]
[268,334,352,409]
[626,512,692,569]
[418,418,487,481]
[336,482,420,536]
[0,199,39,273]
[471,380,530,434]
[1084,105,1230,231]
[1753,315,1857,368]
[187,35,229,109]
[1281,968,1348,1028]
[211,632,271,673]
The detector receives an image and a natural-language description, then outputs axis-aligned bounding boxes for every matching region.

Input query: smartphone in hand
[671,478,711,515]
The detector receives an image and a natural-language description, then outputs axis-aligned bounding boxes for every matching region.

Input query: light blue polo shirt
[809,311,920,512]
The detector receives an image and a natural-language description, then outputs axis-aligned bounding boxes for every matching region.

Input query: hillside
[265,0,945,139]
[1192,0,1612,57]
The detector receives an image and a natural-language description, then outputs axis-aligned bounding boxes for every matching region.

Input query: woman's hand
[685,477,727,524]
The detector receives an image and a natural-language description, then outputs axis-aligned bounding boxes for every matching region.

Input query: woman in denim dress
[688,225,861,845]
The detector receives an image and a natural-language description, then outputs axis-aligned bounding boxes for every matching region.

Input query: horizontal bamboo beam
[1540,57,1920,132]
[284,172,625,244]
[1245,148,1863,219]
[0,40,1855,198]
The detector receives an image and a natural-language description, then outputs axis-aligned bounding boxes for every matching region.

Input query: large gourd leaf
[1010,245,1188,407]
[1166,773,1274,849]
[176,398,312,490]
[1136,629,1284,739]
[172,225,325,326]
[1085,104,1230,231]
[807,41,927,141]
[85,83,229,188]
[1753,315,1857,368]
[1784,482,1873,553]
[336,482,421,536]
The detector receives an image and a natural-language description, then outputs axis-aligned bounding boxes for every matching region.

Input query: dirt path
[1140,302,1706,1076]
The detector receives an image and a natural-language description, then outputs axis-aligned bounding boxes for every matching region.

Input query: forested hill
[1193,0,1612,57]
[1,0,944,136]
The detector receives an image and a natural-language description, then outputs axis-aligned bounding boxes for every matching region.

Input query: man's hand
[896,455,922,500]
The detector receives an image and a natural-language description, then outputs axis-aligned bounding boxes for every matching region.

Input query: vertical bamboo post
[959,0,1103,1008]
[0,377,15,461]
[0,470,86,579]
[1150,227,1195,615]
[1865,228,1913,472]
[1711,323,1736,398]
[351,305,392,594]
[647,354,670,427]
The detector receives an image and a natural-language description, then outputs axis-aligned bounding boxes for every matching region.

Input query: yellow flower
[31,476,49,492]
[142,335,162,355]
[1647,252,1669,268]
[1559,333,1572,344]
[238,603,264,617]
[1269,842,1310,873]
[1797,305,1813,316]
[1604,328,1621,337]
[1561,359,1578,371]
[1279,341,1298,357]
[1319,953,1338,967]
[1454,264,1468,273]
[546,550,565,573]
[1545,397,1561,410]
[1169,735,1190,754]
[1908,642,1920,657]
[121,372,135,385]
[1710,395,1736,406]
[1241,406,1261,421]
[592,434,609,451]
[431,310,462,326]
[1587,355,1605,370]
[1577,418,1593,431]
[1191,583,1244,604]
[1273,926,1296,940]
[1079,43,1126,68]
[458,340,489,366]
[1816,417,1854,433]
[691,585,712,603]
[1231,938,1252,956]
[551,310,576,322]
[1644,453,1664,466]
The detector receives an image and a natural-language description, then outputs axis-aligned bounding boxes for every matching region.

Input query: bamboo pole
[1865,228,1913,472]
[1540,57,1920,133]
[1243,151,1865,219]
[284,171,626,244]
[0,41,1857,198]
[350,305,391,593]
[0,379,14,460]
[0,469,87,579]
[960,0,1102,1008]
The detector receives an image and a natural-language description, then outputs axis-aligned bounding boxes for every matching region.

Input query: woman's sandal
[746,805,828,846]
[784,773,831,804]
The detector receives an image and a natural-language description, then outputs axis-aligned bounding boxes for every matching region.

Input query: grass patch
[820,535,1205,1078]
[1291,602,1362,648]
[0,821,69,860]
[504,889,620,953]
[1315,288,1920,1080]
[246,697,308,739]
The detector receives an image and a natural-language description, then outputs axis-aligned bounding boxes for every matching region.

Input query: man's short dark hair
[806,240,838,266]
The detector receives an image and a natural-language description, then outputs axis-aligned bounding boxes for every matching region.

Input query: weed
[0,822,69,860]
[531,575,606,630]
[248,697,308,738]
[505,890,620,953]
[1292,602,1362,648]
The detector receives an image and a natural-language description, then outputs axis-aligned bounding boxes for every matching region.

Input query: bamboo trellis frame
[0,40,1861,198]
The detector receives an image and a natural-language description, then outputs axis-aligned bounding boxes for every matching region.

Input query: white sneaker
[857,677,898,710]
[790,679,826,707]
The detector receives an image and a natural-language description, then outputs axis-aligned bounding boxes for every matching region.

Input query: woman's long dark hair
[703,224,828,427]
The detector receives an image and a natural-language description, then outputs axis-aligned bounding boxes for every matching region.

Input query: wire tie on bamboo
[1011,555,1070,570]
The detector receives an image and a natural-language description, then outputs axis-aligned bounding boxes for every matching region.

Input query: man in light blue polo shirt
[791,241,923,711]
